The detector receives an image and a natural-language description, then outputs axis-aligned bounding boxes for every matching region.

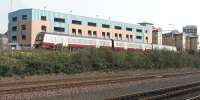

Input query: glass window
[54,18,65,23]
[21,25,26,30]
[136,36,142,40]
[54,27,65,32]
[119,34,122,40]
[93,31,97,37]
[12,36,17,41]
[102,24,110,28]
[22,35,26,40]
[41,16,47,21]
[12,17,17,22]
[88,30,92,36]
[102,32,105,38]
[41,25,47,32]
[126,28,132,31]
[22,15,27,20]
[72,29,76,35]
[12,26,17,31]
[107,32,110,39]
[72,20,82,25]
[88,22,96,27]
[115,26,122,30]
[136,29,143,33]
[78,29,82,36]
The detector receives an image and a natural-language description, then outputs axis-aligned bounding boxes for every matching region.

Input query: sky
[0,0,200,34]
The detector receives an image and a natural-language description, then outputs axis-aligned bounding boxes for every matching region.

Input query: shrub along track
[0,71,200,95]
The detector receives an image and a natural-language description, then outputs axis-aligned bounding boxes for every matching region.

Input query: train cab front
[35,32,45,48]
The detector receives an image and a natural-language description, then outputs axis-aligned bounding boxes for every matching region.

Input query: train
[35,32,177,51]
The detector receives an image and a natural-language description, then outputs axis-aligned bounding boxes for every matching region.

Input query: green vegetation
[0,48,200,77]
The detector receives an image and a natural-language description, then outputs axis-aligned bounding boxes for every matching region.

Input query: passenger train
[35,32,177,51]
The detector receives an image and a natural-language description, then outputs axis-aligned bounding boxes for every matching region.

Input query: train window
[78,29,82,36]
[88,30,92,36]
[41,26,47,32]
[93,31,97,37]
[102,32,105,38]
[136,36,142,40]
[22,35,26,40]
[72,20,82,25]
[107,32,110,39]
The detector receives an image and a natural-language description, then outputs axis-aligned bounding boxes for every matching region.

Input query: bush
[0,48,200,77]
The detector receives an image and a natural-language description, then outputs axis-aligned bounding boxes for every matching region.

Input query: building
[183,25,197,35]
[162,30,198,51]
[8,9,153,48]
[0,33,8,50]
[152,27,162,45]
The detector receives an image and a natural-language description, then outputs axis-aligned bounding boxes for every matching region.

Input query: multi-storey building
[183,25,197,36]
[162,30,198,51]
[8,9,153,48]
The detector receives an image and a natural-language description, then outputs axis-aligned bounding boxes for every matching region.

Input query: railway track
[106,81,200,100]
[0,71,200,95]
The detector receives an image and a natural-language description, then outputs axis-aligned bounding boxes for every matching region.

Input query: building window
[130,35,133,40]
[12,26,17,31]
[54,18,65,23]
[41,16,47,21]
[12,17,17,22]
[119,34,122,40]
[102,32,106,38]
[115,33,118,40]
[22,15,27,20]
[41,25,47,32]
[107,32,110,39]
[126,35,129,40]
[22,35,26,40]
[88,30,92,36]
[102,24,110,28]
[72,20,82,25]
[12,36,17,41]
[54,27,65,32]
[78,29,82,36]
[126,28,132,31]
[72,29,76,35]
[21,25,26,30]
[145,30,148,33]
[88,22,96,27]
[115,26,122,30]
[136,36,142,40]
[93,31,97,37]
[136,29,143,33]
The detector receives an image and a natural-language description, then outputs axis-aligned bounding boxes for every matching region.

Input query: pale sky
[0,0,200,34]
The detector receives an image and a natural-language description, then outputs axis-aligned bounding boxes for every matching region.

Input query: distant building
[152,27,162,45]
[162,30,198,51]
[8,9,153,49]
[183,25,197,35]
[0,33,8,50]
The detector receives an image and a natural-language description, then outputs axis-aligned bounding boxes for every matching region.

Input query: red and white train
[35,32,177,51]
